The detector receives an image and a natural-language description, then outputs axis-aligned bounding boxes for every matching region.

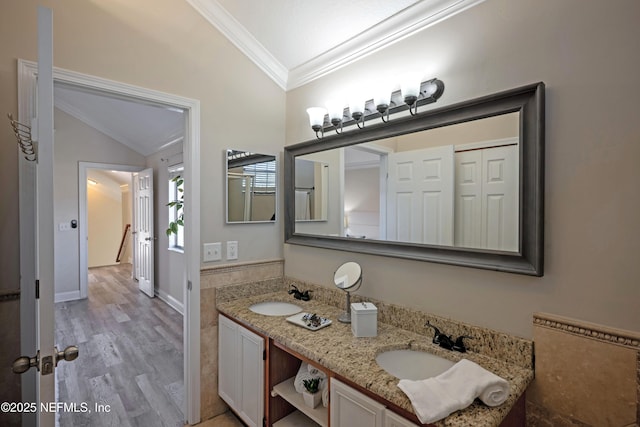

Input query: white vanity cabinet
[218,314,265,427]
[330,378,386,427]
[331,378,419,427]
[384,410,420,427]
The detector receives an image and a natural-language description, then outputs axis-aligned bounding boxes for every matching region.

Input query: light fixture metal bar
[318,78,445,133]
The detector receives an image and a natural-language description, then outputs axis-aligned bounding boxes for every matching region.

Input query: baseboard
[155,289,184,315]
[55,290,82,303]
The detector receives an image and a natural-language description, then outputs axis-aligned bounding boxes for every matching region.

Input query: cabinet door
[331,378,385,427]
[237,326,264,427]
[218,314,239,408]
[384,410,419,427]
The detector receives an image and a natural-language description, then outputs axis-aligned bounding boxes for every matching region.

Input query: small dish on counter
[287,312,332,331]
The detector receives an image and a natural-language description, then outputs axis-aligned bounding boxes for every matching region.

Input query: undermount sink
[249,301,302,316]
[376,349,456,380]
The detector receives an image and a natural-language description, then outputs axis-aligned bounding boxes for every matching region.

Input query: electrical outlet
[227,241,238,260]
[203,242,221,262]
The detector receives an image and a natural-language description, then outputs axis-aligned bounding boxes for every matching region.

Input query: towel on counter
[294,362,327,394]
[397,359,510,424]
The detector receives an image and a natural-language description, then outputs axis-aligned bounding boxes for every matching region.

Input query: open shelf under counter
[271,377,328,427]
[272,410,321,427]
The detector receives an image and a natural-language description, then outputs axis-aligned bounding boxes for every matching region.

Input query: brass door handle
[12,351,39,374]
[55,345,79,366]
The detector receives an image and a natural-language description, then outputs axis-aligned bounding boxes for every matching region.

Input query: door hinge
[187,280,192,291]
[263,416,266,427]
[263,349,266,361]
[35,280,39,299]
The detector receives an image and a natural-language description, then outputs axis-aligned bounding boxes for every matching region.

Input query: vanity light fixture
[374,84,393,123]
[400,73,422,116]
[306,107,327,139]
[305,77,445,139]
[326,100,345,134]
[349,97,366,129]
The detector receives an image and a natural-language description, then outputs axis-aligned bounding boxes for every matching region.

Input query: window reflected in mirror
[226,149,276,223]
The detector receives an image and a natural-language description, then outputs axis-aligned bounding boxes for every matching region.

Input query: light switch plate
[227,241,238,260]
[203,242,221,262]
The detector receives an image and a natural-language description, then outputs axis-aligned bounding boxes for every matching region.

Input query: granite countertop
[217,291,533,427]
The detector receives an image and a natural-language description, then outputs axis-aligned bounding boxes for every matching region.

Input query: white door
[481,145,519,251]
[454,143,519,251]
[133,168,155,297]
[386,145,454,245]
[17,9,80,426]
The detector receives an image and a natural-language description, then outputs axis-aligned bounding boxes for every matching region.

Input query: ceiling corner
[185,0,289,90]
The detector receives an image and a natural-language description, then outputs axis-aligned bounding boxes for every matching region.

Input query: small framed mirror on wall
[226,149,277,223]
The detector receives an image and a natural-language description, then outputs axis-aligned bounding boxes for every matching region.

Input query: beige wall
[53,108,146,294]
[87,170,122,268]
[284,0,640,338]
[0,0,286,294]
[147,143,185,306]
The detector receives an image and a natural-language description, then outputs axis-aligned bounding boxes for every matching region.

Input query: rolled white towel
[397,359,510,424]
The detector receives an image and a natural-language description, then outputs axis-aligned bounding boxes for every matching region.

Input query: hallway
[54,264,184,427]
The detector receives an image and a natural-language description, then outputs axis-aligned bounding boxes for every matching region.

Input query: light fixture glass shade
[400,73,422,105]
[374,88,391,109]
[349,97,365,120]
[306,107,327,130]
[326,100,345,125]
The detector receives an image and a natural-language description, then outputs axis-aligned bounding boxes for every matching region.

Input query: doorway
[17,60,202,424]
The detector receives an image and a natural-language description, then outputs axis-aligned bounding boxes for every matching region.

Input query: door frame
[78,162,145,299]
[18,59,202,424]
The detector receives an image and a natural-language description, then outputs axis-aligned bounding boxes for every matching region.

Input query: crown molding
[186,0,288,90]
[186,0,485,91]
[287,0,486,90]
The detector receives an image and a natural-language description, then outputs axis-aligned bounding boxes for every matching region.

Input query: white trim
[155,289,185,316]
[54,290,81,303]
[18,59,202,424]
[454,137,519,152]
[79,162,144,299]
[287,0,486,89]
[186,0,288,90]
[185,0,485,90]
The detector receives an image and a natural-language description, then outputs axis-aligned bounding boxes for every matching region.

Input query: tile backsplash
[527,312,640,426]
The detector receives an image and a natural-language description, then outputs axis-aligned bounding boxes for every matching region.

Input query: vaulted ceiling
[55,0,484,157]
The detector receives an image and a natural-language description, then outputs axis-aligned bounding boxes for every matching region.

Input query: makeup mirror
[333,261,362,323]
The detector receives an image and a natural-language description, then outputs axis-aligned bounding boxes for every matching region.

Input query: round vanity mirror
[333,262,362,323]
[333,261,362,291]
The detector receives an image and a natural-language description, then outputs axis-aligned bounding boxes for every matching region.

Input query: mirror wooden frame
[284,83,545,276]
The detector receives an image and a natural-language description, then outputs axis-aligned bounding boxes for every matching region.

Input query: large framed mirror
[226,149,277,223]
[284,83,544,275]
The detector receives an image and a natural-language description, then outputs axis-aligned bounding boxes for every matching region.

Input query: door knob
[12,351,39,374]
[145,237,157,241]
[55,345,79,366]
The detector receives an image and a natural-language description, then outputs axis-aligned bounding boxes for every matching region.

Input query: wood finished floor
[55,264,184,427]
